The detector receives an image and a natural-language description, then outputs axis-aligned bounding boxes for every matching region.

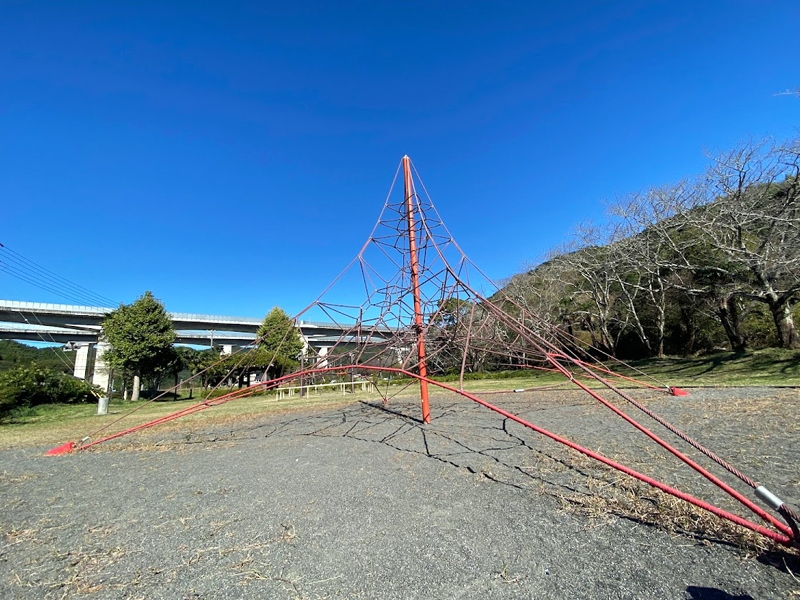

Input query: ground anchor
[45,441,75,456]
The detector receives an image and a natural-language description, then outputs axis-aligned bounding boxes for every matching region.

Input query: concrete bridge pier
[92,341,112,394]
[318,346,330,368]
[73,342,94,381]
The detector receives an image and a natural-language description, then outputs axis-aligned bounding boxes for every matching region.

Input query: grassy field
[441,348,800,391]
[1,348,797,450]
[615,347,800,387]
[0,388,374,450]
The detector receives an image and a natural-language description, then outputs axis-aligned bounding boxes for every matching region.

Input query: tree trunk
[769,298,800,349]
[680,304,697,355]
[131,373,141,402]
[654,288,667,358]
[656,318,665,358]
[628,298,652,356]
[718,295,747,352]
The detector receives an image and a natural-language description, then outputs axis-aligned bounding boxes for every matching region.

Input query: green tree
[0,363,101,419]
[256,307,304,380]
[157,346,185,393]
[173,346,222,397]
[195,347,223,387]
[101,291,176,401]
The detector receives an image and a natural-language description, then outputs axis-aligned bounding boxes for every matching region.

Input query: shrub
[0,363,101,419]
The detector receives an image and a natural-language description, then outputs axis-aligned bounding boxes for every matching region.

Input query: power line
[0,262,106,306]
[15,310,76,372]
[0,242,118,307]
[0,242,112,377]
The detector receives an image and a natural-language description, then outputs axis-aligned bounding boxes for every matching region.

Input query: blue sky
[1,0,798,319]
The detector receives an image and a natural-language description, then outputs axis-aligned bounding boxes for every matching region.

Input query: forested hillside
[0,340,75,374]
[502,137,800,359]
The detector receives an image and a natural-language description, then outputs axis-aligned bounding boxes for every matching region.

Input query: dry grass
[0,470,37,484]
[4,513,313,600]
[4,349,799,450]
[557,473,784,556]
[0,388,377,450]
[3,368,797,575]
[8,545,128,599]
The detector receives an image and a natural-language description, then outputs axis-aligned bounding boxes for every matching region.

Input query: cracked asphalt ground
[1,386,798,599]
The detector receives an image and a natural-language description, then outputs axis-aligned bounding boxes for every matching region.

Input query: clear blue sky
[2,0,798,319]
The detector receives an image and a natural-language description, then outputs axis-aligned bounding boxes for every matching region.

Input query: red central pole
[403,155,431,423]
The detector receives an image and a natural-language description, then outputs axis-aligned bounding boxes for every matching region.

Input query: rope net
[50,157,799,553]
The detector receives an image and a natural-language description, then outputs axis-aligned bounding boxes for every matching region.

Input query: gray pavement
[1,387,798,599]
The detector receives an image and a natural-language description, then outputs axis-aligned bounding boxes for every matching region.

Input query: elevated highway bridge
[0,300,394,390]
[0,325,259,346]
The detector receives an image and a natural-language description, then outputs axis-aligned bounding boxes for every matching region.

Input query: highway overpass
[0,325,258,346]
[0,300,370,336]
[0,300,395,390]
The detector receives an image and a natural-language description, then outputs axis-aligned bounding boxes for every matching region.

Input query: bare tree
[504,136,800,355]
[563,222,634,356]
[503,255,576,335]
[608,180,716,355]
[694,138,800,348]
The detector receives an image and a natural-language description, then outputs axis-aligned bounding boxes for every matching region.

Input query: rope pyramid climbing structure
[47,156,799,556]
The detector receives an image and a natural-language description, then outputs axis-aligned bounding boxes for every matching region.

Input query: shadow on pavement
[685,586,754,599]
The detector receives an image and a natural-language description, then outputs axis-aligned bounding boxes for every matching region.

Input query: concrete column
[131,373,141,402]
[300,334,309,356]
[92,341,112,393]
[318,346,330,369]
[222,344,235,356]
[73,343,93,381]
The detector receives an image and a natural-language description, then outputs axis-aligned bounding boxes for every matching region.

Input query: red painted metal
[572,358,666,391]
[403,155,431,424]
[42,155,795,550]
[63,363,795,547]
[546,357,792,535]
[45,441,74,456]
[76,388,270,450]
[512,361,668,392]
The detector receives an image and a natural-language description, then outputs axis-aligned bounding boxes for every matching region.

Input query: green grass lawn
[2,348,797,450]
[615,347,800,388]
[431,348,800,391]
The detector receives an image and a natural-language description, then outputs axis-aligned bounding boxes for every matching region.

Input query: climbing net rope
[48,157,799,555]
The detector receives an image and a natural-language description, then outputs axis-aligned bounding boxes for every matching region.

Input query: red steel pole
[403,155,431,423]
